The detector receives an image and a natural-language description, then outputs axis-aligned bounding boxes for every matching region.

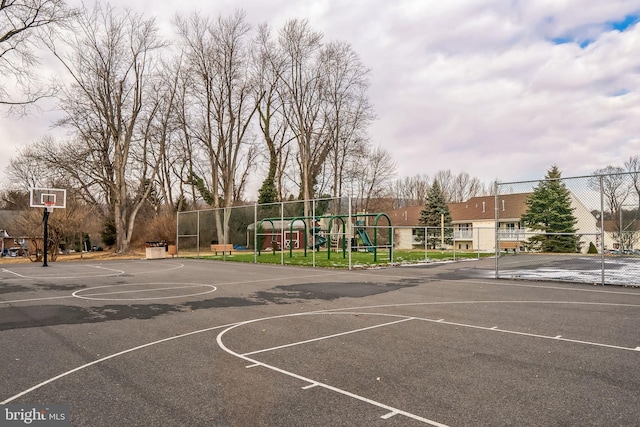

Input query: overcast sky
[2,0,639,189]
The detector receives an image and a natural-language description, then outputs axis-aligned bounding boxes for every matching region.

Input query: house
[388,192,598,253]
[450,193,531,252]
[0,211,44,258]
[246,219,309,250]
[600,218,640,251]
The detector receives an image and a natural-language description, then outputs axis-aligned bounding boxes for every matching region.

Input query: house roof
[386,193,532,226]
[0,210,24,234]
[387,206,423,227]
[449,193,532,222]
[601,219,640,233]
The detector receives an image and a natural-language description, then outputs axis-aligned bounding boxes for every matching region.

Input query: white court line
[314,309,640,352]
[3,299,637,414]
[1,269,32,279]
[320,299,640,314]
[216,315,449,426]
[80,284,214,297]
[0,271,340,305]
[0,261,186,280]
[0,322,239,404]
[0,295,74,304]
[242,317,414,356]
[0,265,125,280]
[72,283,217,301]
[103,261,185,276]
[217,308,640,421]
[408,314,640,352]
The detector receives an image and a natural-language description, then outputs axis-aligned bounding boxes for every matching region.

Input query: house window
[501,223,520,239]
[411,228,422,244]
[456,224,472,240]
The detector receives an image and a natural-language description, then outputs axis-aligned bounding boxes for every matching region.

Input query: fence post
[253,203,257,264]
[494,180,499,279]
[348,196,352,270]
[424,227,428,262]
[280,200,284,266]
[599,175,605,285]
[175,212,179,257]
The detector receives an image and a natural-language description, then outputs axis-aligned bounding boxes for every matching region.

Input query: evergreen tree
[417,180,452,249]
[521,166,580,253]
[257,177,278,205]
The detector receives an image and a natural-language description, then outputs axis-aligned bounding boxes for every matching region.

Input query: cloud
[1,0,640,191]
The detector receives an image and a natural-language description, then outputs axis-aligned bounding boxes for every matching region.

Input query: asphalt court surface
[1,258,639,426]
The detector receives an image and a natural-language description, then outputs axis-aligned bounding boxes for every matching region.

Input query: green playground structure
[255,213,392,262]
[355,220,374,252]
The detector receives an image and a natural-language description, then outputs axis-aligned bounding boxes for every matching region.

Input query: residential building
[388,192,598,253]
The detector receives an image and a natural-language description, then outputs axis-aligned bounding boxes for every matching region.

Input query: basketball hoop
[44,201,55,213]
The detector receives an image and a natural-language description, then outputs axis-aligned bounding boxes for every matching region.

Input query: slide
[356,227,375,252]
[310,226,327,249]
[311,235,327,249]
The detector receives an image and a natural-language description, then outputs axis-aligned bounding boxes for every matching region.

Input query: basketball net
[45,201,55,213]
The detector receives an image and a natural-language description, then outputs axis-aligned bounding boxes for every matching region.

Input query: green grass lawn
[187,249,492,268]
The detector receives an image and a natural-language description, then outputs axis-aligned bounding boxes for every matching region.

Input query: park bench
[210,243,233,255]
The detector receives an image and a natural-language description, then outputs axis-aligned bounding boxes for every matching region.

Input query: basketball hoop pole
[42,205,52,267]
[30,188,66,267]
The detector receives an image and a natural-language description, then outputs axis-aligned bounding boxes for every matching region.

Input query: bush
[587,242,598,254]
[131,210,177,247]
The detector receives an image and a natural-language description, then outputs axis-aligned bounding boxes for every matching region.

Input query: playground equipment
[310,222,328,250]
[255,213,392,262]
[354,220,374,252]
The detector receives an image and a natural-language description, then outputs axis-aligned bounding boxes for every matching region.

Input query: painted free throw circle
[72,282,217,301]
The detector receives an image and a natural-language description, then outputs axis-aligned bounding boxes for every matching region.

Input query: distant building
[387,192,598,253]
[0,210,40,257]
[600,218,640,251]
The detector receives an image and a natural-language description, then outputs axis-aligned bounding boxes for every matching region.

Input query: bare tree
[145,54,186,212]
[276,19,327,216]
[452,172,486,202]
[433,170,488,203]
[5,144,48,189]
[351,145,396,213]
[625,155,640,211]
[46,4,165,253]
[0,0,76,107]
[322,41,373,203]
[433,170,455,202]
[392,174,430,208]
[176,10,259,241]
[252,23,293,203]
[592,166,632,245]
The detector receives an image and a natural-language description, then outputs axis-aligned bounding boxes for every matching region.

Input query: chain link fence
[176,171,639,286]
[178,197,393,268]
[496,172,640,286]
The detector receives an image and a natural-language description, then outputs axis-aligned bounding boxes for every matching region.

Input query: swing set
[255,213,392,262]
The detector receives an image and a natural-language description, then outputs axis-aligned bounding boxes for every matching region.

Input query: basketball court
[1,258,639,426]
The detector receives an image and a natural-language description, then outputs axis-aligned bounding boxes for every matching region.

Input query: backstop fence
[496,172,640,286]
[176,196,395,269]
[176,172,639,285]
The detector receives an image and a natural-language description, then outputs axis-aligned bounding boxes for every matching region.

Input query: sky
[2,0,640,190]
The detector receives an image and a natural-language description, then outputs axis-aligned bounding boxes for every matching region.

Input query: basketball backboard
[29,187,66,209]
